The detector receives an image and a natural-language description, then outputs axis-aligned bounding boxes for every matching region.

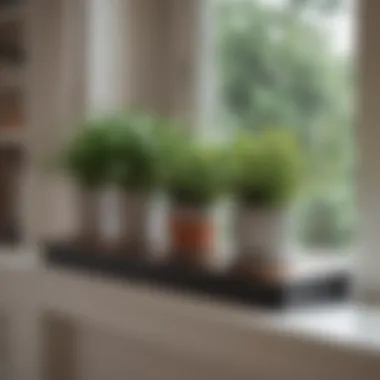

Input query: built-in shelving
[0,66,24,87]
[0,0,26,246]
[0,128,23,145]
[0,4,24,24]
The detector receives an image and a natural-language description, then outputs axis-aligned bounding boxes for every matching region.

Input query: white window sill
[0,249,380,378]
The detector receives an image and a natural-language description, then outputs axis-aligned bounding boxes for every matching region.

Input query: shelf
[0,66,24,87]
[0,5,24,24]
[0,2,25,249]
[0,128,23,145]
[45,241,351,310]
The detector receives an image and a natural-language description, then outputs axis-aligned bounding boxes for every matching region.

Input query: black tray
[44,242,351,310]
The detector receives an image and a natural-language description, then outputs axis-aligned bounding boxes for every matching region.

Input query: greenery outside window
[214,0,356,255]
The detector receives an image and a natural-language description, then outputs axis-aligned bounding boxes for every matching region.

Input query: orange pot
[168,205,214,267]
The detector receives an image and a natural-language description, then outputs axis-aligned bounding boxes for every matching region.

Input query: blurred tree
[289,0,345,14]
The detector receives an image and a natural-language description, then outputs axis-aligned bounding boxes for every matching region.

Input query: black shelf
[45,242,351,310]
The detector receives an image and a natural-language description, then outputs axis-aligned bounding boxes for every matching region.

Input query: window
[214,0,356,255]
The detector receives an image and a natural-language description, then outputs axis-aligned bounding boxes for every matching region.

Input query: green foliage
[288,0,345,14]
[63,118,115,188]
[163,138,227,206]
[62,112,163,191]
[149,117,191,181]
[299,194,356,248]
[217,0,353,146]
[109,112,161,191]
[229,129,302,206]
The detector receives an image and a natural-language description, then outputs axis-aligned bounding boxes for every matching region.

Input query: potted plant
[162,138,226,268]
[110,113,160,253]
[62,119,114,246]
[230,130,302,280]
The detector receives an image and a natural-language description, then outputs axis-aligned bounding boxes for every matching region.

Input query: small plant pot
[168,204,214,268]
[119,190,150,254]
[77,187,102,247]
[234,205,291,281]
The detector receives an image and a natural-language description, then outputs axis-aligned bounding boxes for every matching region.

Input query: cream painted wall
[86,0,130,112]
[85,0,202,117]
[25,0,87,245]
[123,0,204,121]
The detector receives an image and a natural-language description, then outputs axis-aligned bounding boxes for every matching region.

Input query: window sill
[0,255,380,378]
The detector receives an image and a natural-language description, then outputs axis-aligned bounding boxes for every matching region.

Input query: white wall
[25,0,87,244]
[86,0,129,112]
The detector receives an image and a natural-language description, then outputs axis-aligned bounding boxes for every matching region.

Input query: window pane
[215,0,356,253]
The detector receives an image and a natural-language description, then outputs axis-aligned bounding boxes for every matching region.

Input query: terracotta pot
[234,206,291,280]
[77,187,101,247]
[168,204,214,268]
[119,191,149,253]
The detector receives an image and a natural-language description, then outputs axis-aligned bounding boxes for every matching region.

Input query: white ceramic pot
[235,206,291,267]
[119,191,150,252]
[77,187,101,245]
